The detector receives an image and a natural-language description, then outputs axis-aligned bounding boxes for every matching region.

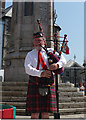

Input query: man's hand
[40,70,51,78]
[49,63,59,71]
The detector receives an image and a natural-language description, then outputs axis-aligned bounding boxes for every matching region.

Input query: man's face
[33,37,45,50]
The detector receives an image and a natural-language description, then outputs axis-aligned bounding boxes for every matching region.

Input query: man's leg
[41,112,49,119]
[31,113,39,119]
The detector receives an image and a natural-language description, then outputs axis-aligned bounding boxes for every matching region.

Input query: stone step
[1,91,84,97]
[2,86,79,92]
[71,96,85,102]
[2,96,85,103]
[16,107,86,115]
[60,96,85,103]
[84,96,86,101]
[60,107,86,115]
[2,97,26,102]
[59,102,85,109]
[59,91,84,97]
[59,82,74,87]
[16,109,26,116]
[1,82,28,86]
[2,86,28,91]
[0,101,84,109]
[2,86,76,92]
[15,114,85,119]
[2,91,27,97]
[58,87,79,92]
[1,82,74,87]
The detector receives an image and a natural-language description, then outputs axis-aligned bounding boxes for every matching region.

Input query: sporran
[38,86,50,96]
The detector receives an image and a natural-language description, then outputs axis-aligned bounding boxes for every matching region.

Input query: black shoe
[39,113,41,119]
[54,113,60,119]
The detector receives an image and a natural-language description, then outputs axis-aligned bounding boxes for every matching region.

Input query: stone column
[4,1,54,81]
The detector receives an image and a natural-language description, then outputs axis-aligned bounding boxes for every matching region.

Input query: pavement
[16,114,86,119]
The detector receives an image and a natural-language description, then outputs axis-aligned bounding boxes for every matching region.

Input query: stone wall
[4,1,54,81]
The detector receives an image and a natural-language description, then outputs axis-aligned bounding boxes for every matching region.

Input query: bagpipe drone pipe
[37,19,69,74]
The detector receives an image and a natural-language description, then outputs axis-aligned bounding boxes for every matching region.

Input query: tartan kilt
[26,80,57,113]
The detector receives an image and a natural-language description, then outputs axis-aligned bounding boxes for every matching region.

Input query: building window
[24,2,33,16]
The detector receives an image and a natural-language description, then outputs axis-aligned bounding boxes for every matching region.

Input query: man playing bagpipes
[24,31,66,119]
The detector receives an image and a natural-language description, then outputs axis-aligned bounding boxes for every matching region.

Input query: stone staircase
[0,82,86,116]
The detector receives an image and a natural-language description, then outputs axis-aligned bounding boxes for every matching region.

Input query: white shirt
[24,48,66,77]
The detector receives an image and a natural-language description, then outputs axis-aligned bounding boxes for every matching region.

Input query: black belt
[29,75,54,86]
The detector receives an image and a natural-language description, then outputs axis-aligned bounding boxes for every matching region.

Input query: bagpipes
[37,19,69,74]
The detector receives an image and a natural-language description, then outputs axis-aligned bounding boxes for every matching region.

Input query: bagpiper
[24,31,66,119]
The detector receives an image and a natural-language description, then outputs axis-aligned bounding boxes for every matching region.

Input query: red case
[0,108,14,119]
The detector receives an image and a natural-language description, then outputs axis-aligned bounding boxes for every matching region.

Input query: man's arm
[24,54,42,77]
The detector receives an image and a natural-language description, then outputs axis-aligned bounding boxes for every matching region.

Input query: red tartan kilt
[26,81,57,113]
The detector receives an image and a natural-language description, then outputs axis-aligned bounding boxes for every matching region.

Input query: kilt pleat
[26,80,57,113]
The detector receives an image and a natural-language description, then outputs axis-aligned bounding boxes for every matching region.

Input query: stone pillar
[4,1,54,81]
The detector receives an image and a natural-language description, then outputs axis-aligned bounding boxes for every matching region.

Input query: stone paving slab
[15,114,86,119]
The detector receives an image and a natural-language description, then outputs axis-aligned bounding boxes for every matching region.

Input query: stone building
[62,59,84,87]
[4,1,54,81]
[1,5,12,67]
[0,2,5,69]
[0,2,5,81]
